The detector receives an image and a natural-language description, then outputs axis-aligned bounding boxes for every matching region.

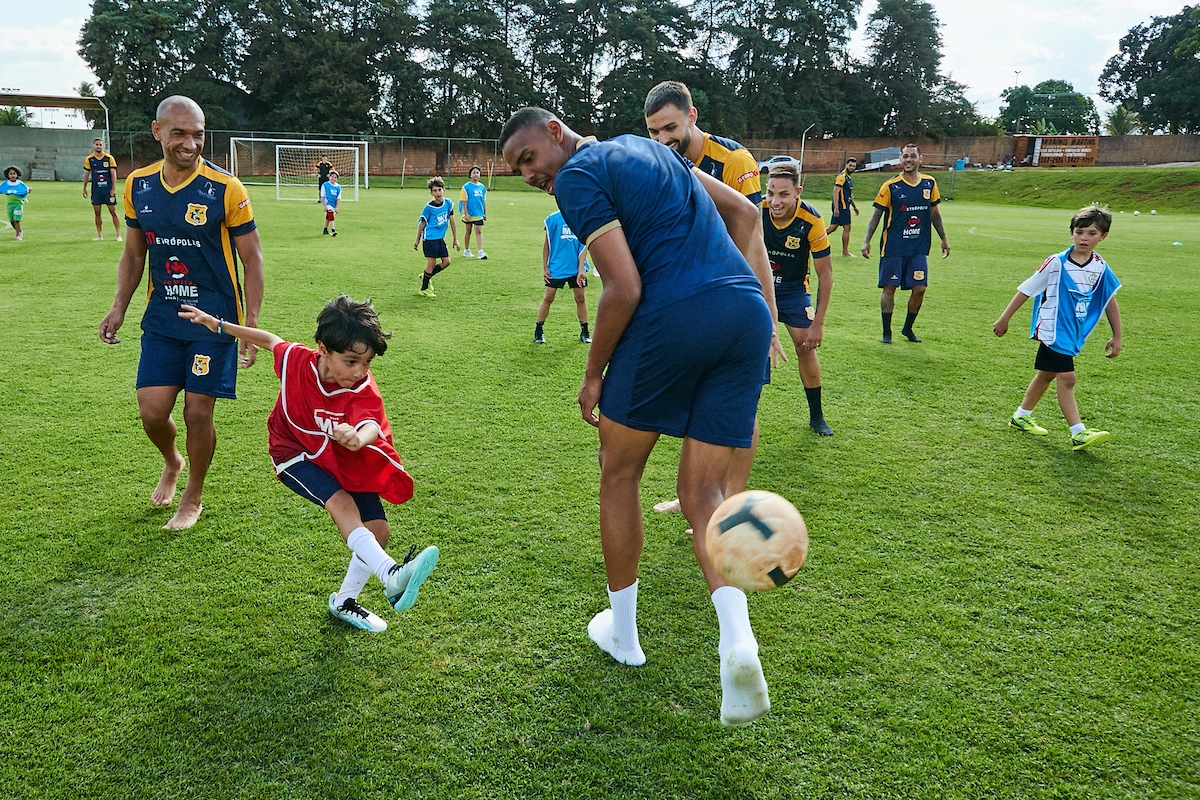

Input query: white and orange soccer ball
[705,491,809,592]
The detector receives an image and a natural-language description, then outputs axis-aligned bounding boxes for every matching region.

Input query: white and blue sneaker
[462,249,474,258]
[384,545,440,612]
[328,593,387,633]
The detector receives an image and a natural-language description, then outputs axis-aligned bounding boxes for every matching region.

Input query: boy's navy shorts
[1034,342,1075,373]
[136,331,238,398]
[276,459,386,522]
[776,283,814,329]
[545,274,587,289]
[422,239,449,259]
[600,285,771,448]
[878,254,929,289]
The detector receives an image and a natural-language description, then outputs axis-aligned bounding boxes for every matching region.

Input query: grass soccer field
[1,179,1197,799]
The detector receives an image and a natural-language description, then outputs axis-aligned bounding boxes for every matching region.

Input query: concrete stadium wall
[0,128,102,181]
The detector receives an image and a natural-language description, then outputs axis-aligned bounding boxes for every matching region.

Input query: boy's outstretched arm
[1105,297,1122,357]
[993,292,1030,337]
[178,304,284,351]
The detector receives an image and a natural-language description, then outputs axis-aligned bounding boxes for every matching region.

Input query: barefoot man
[99,95,264,529]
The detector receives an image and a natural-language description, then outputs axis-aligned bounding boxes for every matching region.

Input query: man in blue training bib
[501,107,779,727]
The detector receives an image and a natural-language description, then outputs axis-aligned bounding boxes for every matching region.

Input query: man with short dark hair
[83,137,121,241]
[826,156,858,257]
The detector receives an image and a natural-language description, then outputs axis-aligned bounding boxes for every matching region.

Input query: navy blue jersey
[873,174,941,258]
[696,133,762,205]
[762,201,830,289]
[85,152,117,193]
[124,159,257,341]
[554,135,759,316]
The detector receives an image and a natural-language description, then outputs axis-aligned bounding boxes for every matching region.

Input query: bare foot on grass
[152,452,185,506]
[164,498,203,530]
[653,498,681,513]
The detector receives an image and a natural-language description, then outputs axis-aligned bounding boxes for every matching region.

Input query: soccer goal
[229,138,369,201]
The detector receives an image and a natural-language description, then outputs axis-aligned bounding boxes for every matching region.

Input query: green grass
[800,165,1200,214]
[1,180,1198,799]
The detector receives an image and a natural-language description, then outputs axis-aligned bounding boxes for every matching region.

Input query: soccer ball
[705,491,809,592]
[1151,210,1157,215]
[1134,211,1140,216]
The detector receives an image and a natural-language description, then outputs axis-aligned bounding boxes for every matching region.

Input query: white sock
[1070,423,1086,435]
[335,555,373,606]
[1015,407,1033,418]
[712,585,755,658]
[345,526,397,584]
[608,581,639,650]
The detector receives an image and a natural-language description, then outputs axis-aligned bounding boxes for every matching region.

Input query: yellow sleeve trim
[585,220,622,246]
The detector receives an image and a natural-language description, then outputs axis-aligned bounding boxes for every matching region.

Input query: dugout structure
[229,138,369,200]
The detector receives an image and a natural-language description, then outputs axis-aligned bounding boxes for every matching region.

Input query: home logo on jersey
[785,236,801,250]
[166,256,189,279]
[191,354,211,376]
[186,204,208,226]
[163,257,199,302]
[314,410,346,436]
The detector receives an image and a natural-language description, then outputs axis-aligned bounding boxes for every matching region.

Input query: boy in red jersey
[179,296,438,633]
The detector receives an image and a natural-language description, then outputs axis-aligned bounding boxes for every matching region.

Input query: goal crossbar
[229,137,369,201]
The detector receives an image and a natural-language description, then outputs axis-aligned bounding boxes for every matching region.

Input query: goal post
[229,137,369,200]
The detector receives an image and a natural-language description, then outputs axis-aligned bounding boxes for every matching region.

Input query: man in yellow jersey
[861,144,950,344]
[643,80,783,517]
[99,96,265,530]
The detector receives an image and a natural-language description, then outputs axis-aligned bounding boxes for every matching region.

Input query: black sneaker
[322,229,329,235]
[331,229,337,237]
[579,331,592,344]
[534,330,546,344]
[901,329,921,343]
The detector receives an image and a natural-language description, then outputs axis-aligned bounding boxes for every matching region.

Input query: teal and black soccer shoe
[384,545,440,612]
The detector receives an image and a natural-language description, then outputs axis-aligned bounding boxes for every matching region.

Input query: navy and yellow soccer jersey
[123,159,256,341]
[762,200,831,290]
[873,174,940,258]
[696,134,762,205]
[85,152,117,193]
[832,170,853,215]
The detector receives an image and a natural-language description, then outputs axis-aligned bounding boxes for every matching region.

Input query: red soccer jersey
[267,342,414,505]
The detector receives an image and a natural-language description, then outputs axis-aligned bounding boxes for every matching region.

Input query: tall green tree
[999,80,1099,135]
[864,0,942,136]
[1100,6,1200,134]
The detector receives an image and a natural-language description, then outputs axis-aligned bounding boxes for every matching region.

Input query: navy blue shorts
[277,459,386,521]
[829,208,851,226]
[878,255,929,289]
[545,274,587,289]
[600,285,771,448]
[92,188,117,206]
[1034,342,1075,373]
[423,239,449,259]
[464,218,484,227]
[136,332,238,398]
[776,284,814,329]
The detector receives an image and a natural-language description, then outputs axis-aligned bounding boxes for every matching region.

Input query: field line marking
[967,226,1027,242]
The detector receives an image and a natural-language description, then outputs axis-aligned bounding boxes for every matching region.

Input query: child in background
[321,170,341,236]
[459,164,488,259]
[179,296,440,632]
[3,166,30,241]
[993,204,1122,451]
[415,177,459,297]
[534,209,591,344]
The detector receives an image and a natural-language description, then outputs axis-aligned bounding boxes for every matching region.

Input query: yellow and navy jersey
[761,200,830,288]
[873,173,940,258]
[696,133,762,205]
[124,158,256,341]
[84,152,117,191]
[832,170,853,214]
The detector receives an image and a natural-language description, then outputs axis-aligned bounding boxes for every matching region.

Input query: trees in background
[78,0,995,139]
[1100,5,1200,134]
[999,80,1099,135]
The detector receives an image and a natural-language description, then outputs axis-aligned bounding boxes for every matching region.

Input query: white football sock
[1015,407,1033,418]
[1070,423,1086,435]
[712,585,755,658]
[609,581,640,650]
[345,526,397,584]
[335,554,373,606]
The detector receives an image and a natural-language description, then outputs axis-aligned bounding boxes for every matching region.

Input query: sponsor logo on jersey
[203,181,217,198]
[186,203,208,226]
[137,179,152,193]
[737,170,758,185]
[191,354,211,376]
[238,197,251,209]
[166,256,189,279]
[314,410,346,436]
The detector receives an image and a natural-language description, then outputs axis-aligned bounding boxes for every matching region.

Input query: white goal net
[229,138,369,201]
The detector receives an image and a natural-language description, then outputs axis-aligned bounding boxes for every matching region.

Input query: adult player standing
[861,144,950,344]
[501,107,778,726]
[83,137,121,241]
[825,156,858,257]
[98,95,265,530]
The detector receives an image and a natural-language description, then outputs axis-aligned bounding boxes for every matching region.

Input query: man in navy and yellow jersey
[501,107,778,727]
[764,163,834,436]
[99,96,265,531]
[643,79,781,518]
[825,156,858,257]
[83,137,121,241]
[861,143,950,344]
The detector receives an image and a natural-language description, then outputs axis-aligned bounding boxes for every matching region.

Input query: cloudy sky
[0,0,1189,127]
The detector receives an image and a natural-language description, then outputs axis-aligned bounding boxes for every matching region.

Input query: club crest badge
[785,236,801,249]
[923,189,931,200]
[191,354,211,376]
[186,204,208,226]
[914,270,926,281]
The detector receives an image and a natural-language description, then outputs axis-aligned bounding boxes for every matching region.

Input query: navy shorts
[775,284,814,329]
[92,188,117,206]
[878,255,929,290]
[136,331,238,398]
[600,285,771,448]
[422,239,449,259]
[829,208,851,226]
[464,218,484,227]
[1034,342,1075,373]
[545,274,587,289]
[277,459,386,521]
